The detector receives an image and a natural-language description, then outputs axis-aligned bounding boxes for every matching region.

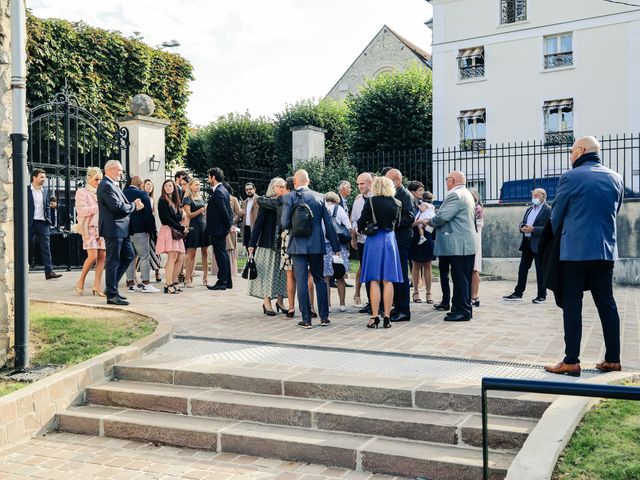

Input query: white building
[428,0,640,201]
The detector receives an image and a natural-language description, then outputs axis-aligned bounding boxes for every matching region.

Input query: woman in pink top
[74,167,106,296]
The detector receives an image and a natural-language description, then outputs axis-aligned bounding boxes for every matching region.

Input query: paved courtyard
[27,270,640,370]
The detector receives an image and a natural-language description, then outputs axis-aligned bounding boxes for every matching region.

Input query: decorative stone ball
[131,94,155,116]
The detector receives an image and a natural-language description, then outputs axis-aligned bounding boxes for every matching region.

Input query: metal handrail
[481,377,640,480]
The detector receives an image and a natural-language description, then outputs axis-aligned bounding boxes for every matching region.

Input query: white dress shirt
[350,193,370,244]
[245,197,254,226]
[30,185,46,221]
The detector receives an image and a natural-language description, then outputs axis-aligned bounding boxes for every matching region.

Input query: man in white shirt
[350,172,373,312]
[28,169,62,279]
[238,182,259,252]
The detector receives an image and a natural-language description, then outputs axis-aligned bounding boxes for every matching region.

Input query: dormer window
[458,47,485,80]
[500,0,526,24]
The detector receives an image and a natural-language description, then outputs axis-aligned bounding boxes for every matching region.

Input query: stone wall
[480,200,640,285]
[0,0,12,367]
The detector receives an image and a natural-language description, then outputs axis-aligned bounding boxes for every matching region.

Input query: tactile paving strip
[146,337,599,383]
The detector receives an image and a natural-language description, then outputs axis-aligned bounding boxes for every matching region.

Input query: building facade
[429,0,640,200]
[326,25,431,102]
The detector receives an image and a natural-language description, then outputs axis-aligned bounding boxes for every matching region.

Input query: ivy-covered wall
[26,14,193,165]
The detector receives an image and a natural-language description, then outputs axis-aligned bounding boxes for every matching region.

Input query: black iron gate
[27,85,130,270]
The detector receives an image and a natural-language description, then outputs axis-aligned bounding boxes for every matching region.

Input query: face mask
[532,198,541,206]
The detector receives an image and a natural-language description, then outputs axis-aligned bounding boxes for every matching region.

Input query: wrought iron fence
[544,52,573,69]
[432,133,640,203]
[350,148,432,190]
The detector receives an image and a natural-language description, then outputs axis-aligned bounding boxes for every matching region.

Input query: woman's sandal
[412,292,422,303]
[425,292,434,304]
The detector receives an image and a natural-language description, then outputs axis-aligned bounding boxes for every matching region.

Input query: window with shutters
[459,109,486,151]
[543,99,574,146]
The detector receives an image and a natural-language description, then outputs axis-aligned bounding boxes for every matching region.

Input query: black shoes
[503,293,523,300]
[532,297,547,304]
[471,297,480,307]
[45,271,62,279]
[263,305,276,316]
[389,312,410,322]
[444,313,471,322]
[359,304,372,314]
[297,321,312,329]
[207,282,227,291]
[320,319,330,327]
[107,296,129,306]
[433,303,450,311]
[367,316,380,328]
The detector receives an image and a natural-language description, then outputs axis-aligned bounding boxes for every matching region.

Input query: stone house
[325,25,431,102]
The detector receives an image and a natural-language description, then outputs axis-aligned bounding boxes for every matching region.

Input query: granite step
[85,380,535,449]
[57,405,515,480]
[114,362,554,418]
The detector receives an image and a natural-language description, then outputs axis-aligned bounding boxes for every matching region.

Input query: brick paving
[0,433,397,480]
[27,271,640,369]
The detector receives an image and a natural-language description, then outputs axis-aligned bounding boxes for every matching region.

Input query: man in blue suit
[28,168,62,279]
[206,167,233,291]
[503,188,552,303]
[281,170,341,328]
[97,160,144,305]
[545,136,624,377]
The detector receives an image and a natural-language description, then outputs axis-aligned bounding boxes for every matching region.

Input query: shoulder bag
[361,197,379,237]
[332,205,352,244]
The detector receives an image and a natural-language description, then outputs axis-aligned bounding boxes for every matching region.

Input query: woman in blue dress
[357,176,403,329]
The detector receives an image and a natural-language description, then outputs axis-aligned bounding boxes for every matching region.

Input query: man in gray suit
[427,171,476,321]
[281,170,340,328]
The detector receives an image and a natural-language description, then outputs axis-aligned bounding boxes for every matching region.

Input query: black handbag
[170,227,185,240]
[361,197,379,236]
[332,206,351,244]
[242,255,258,280]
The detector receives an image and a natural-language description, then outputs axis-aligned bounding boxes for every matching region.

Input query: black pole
[481,383,489,480]
[11,132,29,371]
[64,99,71,271]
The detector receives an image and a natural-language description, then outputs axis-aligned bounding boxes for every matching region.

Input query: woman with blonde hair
[357,176,403,329]
[182,178,209,287]
[74,166,106,296]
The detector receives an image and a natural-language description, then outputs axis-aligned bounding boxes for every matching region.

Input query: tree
[26,15,193,165]
[273,98,349,174]
[346,64,432,153]
[185,112,276,185]
[290,158,358,198]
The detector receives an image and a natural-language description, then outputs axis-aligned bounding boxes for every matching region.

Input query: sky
[29,0,433,126]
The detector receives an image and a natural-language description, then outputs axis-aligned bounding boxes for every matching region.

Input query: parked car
[499,177,640,204]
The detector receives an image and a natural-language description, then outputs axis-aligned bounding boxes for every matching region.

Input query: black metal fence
[432,133,640,203]
[350,148,432,188]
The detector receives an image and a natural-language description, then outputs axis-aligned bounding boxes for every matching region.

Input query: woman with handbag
[247,177,288,316]
[74,167,106,296]
[357,176,403,329]
[156,180,188,294]
[323,192,352,312]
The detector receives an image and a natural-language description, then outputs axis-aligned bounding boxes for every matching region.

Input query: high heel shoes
[172,283,183,292]
[275,302,287,314]
[263,305,276,316]
[287,308,295,318]
[383,316,391,328]
[91,288,105,297]
[75,286,84,296]
[367,316,380,328]
[471,297,480,307]
[164,284,178,294]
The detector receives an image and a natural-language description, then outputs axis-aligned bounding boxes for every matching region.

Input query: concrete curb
[0,301,173,450]
[505,371,640,480]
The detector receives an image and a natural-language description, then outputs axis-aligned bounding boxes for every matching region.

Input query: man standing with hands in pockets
[97,160,144,305]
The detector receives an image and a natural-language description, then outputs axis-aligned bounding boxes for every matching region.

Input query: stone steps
[85,380,536,449]
[58,405,515,480]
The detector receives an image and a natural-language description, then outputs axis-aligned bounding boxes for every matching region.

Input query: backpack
[332,205,352,244]
[290,191,314,237]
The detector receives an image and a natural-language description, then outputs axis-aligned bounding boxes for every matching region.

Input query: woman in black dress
[408,182,436,304]
[182,178,210,287]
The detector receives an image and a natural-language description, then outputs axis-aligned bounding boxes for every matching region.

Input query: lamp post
[11,0,29,370]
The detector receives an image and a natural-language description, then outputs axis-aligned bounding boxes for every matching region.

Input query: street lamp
[159,39,180,49]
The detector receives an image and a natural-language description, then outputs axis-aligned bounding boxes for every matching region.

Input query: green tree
[273,98,349,174]
[185,112,276,184]
[26,15,193,165]
[290,158,358,197]
[346,64,432,153]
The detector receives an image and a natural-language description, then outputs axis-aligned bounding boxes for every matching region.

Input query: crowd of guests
[28,135,626,375]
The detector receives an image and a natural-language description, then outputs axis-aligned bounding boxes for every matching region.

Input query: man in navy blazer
[28,168,62,279]
[503,188,552,303]
[544,136,624,377]
[97,160,144,305]
[281,169,340,328]
[206,167,233,291]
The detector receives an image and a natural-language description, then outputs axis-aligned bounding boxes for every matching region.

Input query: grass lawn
[553,385,640,480]
[1,302,156,397]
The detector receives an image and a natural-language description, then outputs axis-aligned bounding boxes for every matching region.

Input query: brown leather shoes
[595,361,622,372]
[544,362,581,377]
[45,271,62,280]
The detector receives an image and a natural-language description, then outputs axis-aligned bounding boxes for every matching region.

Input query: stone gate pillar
[0,0,12,367]
[117,94,170,194]
[290,125,327,169]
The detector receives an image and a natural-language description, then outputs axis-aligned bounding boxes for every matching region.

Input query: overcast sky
[29,0,433,126]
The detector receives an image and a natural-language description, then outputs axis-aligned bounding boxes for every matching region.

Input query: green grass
[0,382,27,396]
[553,385,640,480]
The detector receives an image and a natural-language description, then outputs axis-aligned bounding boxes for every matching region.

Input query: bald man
[385,169,416,322]
[544,136,624,377]
[351,172,374,311]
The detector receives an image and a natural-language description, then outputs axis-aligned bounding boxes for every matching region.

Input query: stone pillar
[0,0,12,367]
[290,125,327,169]
[117,115,170,196]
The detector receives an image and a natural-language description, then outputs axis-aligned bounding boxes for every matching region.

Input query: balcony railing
[460,138,486,151]
[544,130,574,147]
[500,0,526,23]
[544,52,573,69]
[459,65,485,80]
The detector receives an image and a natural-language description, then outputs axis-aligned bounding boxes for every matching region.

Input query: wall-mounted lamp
[148,154,161,172]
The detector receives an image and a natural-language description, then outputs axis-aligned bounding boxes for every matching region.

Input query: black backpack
[290,191,314,237]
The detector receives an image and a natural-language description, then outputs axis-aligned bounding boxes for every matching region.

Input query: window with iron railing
[543,99,574,147]
[459,109,486,151]
[458,47,485,80]
[500,0,526,24]
[544,33,573,69]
